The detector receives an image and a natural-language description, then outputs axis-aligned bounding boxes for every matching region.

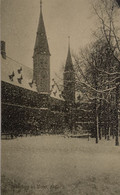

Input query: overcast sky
[1,0,96,79]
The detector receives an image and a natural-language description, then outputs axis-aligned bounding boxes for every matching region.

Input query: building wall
[2,80,119,136]
[1,81,65,134]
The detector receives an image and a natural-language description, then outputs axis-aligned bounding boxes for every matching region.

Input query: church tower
[63,37,75,104]
[33,0,50,93]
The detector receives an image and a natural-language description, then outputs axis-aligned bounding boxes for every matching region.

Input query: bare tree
[73,0,120,145]
[91,0,120,145]
[73,39,119,143]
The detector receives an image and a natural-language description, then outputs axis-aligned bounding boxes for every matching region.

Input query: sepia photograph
[1,0,120,194]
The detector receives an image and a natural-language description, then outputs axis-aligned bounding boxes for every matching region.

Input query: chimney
[1,41,6,59]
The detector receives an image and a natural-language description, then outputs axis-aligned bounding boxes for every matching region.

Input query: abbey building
[1,1,76,134]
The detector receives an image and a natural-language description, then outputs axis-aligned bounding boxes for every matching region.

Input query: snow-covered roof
[1,56,37,92]
[1,55,65,102]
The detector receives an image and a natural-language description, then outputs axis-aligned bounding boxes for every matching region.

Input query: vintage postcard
[1,0,120,194]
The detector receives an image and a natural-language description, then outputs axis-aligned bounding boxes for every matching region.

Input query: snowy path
[1,135,120,195]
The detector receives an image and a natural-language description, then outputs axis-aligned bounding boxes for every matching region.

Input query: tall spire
[65,36,74,71]
[33,0,50,57]
[64,36,75,104]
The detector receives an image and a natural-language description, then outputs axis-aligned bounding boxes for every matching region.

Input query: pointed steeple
[33,0,50,57]
[63,37,75,103]
[65,36,74,71]
[33,1,50,93]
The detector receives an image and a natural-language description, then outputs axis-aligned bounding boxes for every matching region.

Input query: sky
[1,0,96,80]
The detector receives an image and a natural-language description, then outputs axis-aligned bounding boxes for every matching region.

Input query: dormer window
[53,90,57,96]
[18,67,22,74]
[9,71,15,81]
[29,80,33,88]
[59,94,62,98]
[18,75,23,84]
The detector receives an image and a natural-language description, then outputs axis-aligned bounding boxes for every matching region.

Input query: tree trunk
[112,124,115,139]
[107,107,111,140]
[107,126,111,140]
[94,71,99,144]
[105,125,107,139]
[96,111,99,143]
[99,99,102,140]
[115,84,119,146]
[99,126,102,140]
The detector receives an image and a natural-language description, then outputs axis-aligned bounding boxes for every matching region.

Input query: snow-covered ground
[1,135,120,195]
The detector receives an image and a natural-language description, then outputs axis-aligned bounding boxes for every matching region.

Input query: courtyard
[1,135,120,195]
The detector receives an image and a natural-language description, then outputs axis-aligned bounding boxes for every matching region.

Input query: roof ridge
[6,56,33,71]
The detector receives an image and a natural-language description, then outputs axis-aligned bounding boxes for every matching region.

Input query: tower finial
[68,36,70,51]
[40,0,42,11]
